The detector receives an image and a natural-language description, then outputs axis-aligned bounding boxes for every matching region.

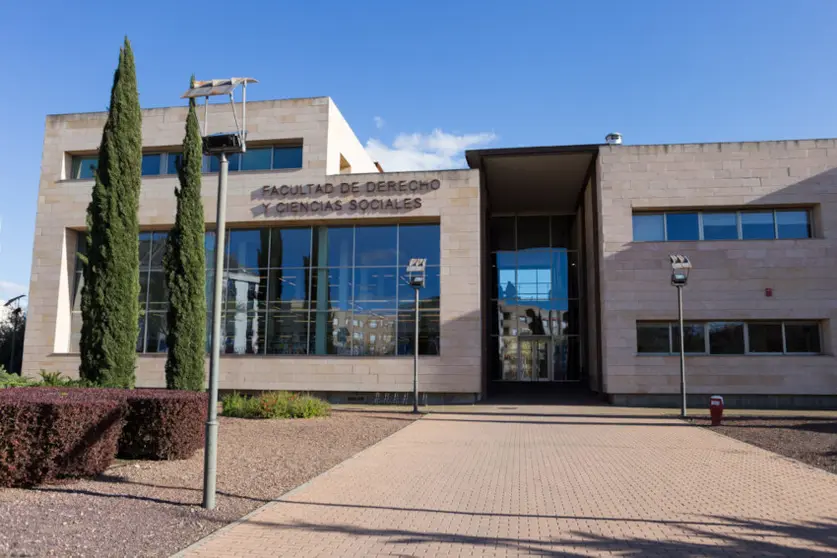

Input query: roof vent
[605,132,623,145]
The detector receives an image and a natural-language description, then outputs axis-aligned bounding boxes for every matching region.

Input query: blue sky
[2,0,837,301]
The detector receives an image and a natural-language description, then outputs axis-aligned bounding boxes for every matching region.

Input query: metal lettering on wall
[254,179,441,217]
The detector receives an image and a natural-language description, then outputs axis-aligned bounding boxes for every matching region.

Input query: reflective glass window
[708,322,745,354]
[224,311,265,354]
[784,323,821,353]
[269,228,311,268]
[209,153,240,172]
[240,148,272,171]
[702,212,738,240]
[632,214,665,242]
[776,210,812,239]
[637,324,670,353]
[166,153,182,175]
[149,232,167,269]
[517,216,550,250]
[493,252,517,300]
[141,154,162,176]
[489,217,515,251]
[145,313,168,353]
[396,310,440,355]
[267,268,309,305]
[72,156,98,179]
[272,146,303,169]
[354,267,397,302]
[355,226,397,266]
[671,322,707,353]
[227,229,269,271]
[265,311,309,355]
[747,323,783,353]
[741,211,775,240]
[398,224,441,266]
[665,213,700,241]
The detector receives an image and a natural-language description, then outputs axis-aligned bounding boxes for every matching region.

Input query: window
[740,211,774,240]
[665,213,700,241]
[70,224,441,356]
[273,146,303,169]
[702,212,737,240]
[141,154,162,176]
[241,148,272,171]
[776,210,811,239]
[636,321,821,355]
[672,322,706,353]
[636,323,670,353]
[747,323,783,353]
[784,323,821,353]
[70,156,98,179]
[633,209,812,241]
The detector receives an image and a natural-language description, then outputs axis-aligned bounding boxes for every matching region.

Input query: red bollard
[709,395,724,426]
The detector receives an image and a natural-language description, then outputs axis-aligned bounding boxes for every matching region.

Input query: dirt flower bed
[692,416,837,474]
[0,410,415,557]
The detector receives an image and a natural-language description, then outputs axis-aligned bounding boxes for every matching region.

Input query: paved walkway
[182,406,837,557]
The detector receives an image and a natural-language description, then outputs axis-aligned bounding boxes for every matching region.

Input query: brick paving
[180,406,837,557]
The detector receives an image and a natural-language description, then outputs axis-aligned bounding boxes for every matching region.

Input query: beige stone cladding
[598,140,837,396]
[24,96,482,395]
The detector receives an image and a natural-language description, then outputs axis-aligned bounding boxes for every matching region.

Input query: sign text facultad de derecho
[256,179,441,217]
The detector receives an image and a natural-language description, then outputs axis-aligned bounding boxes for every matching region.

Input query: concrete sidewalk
[181,407,837,557]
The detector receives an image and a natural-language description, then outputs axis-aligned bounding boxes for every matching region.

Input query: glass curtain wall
[488,215,582,382]
[71,224,441,357]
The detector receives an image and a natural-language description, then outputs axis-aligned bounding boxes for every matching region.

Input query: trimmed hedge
[221,391,331,419]
[0,388,125,487]
[0,388,208,487]
[119,390,207,460]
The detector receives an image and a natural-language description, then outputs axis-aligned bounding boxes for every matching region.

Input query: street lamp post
[181,77,257,510]
[406,259,426,413]
[669,254,692,418]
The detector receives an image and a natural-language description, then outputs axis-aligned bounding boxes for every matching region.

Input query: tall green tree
[163,77,207,390]
[79,38,142,388]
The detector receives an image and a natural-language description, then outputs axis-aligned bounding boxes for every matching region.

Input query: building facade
[23,97,837,406]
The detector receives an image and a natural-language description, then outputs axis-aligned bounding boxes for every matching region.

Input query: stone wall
[598,140,837,396]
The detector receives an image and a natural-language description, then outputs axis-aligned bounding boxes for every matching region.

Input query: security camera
[409,276,425,287]
[671,272,688,286]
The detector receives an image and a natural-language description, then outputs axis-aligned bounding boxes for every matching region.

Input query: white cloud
[0,281,27,303]
[373,116,385,130]
[366,129,497,172]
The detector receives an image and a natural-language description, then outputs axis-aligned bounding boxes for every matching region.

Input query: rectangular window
[665,213,700,241]
[632,214,665,242]
[671,322,707,353]
[273,146,303,169]
[784,323,821,353]
[632,208,813,242]
[708,322,745,354]
[71,156,98,179]
[701,212,738,241]
[636,323,670,353]
[141,154,162,176]
[636,320,822,356]
[740,211,775,240]
[776,210,812,239]
[240,148,273,171]
[71,224,440,356]
[747,323,783,353]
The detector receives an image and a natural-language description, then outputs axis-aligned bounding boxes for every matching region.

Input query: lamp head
[669,254,692,287]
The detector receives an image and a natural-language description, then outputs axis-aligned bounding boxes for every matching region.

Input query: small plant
[0,369,36,388]
[220,391,330,419]
[37,370,93,387]
[220,392,258,418]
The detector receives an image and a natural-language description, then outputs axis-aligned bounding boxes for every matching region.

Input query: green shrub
[0,370,36,388]
[221,392,330,419]
[37,370,93,388]
[220,392,258,418]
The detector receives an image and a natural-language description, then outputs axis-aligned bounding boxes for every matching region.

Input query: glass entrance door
[518,337,550,381]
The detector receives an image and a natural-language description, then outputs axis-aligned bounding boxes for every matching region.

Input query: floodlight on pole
[405,259,427,413]
[669,254,692,418]
[182,77,257,511]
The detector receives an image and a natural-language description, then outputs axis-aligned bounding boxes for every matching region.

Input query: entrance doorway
[501,336,577,382]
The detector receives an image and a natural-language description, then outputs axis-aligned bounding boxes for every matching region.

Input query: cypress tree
[163,76,207,390]
[79,38,142,388]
